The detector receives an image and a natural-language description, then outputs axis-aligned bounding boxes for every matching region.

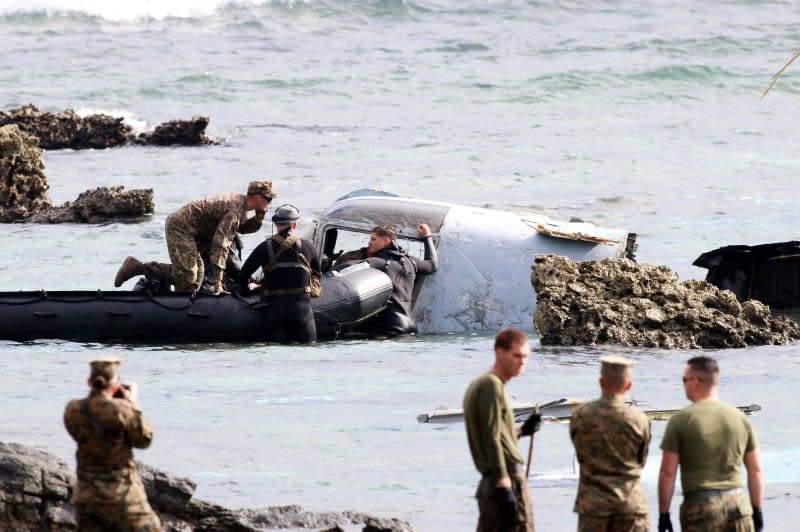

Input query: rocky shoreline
[532,254,800,348]
[0,441,414,532]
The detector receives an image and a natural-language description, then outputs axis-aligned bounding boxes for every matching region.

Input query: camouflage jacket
[167,192,264,271]
[63,391,154,504]
[570,393,651,515]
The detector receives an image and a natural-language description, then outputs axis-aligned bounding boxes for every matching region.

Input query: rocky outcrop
[531,254,800,349]
[134,116,216,146]
[0,105,132,150]
[27,186,154,224]
[0,441,415,532]
[0,105,218,149]
[0,124,51,222]
[0,123,153,223]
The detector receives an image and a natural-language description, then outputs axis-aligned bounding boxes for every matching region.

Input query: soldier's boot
[114,256,145,287]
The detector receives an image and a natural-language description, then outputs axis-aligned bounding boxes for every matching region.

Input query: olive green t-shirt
[660,399,757,493]
[463,372,523,480]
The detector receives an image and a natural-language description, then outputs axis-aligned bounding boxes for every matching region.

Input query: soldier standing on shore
[570,355,651,531]
[463,328,542,532]
[63,357,161,531]
[657,356,764,532]
[114,180,277,294]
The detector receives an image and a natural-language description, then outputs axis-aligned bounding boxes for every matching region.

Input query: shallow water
[1,1,800,529]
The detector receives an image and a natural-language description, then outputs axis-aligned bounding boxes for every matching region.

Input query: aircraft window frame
[321,224,437,264]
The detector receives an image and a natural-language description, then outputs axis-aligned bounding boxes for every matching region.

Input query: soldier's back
[570,395,650,516]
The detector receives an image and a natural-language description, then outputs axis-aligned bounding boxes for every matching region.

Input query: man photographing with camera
[64,357,162,531]
[463,328,541,532]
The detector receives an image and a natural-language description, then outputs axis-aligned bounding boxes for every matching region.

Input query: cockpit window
[321,226,435,272]
[321,197,450,238]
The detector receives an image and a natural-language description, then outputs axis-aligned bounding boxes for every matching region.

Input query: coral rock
[531,254,800,349]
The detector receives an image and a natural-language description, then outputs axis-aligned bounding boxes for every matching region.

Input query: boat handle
[187,311,211,319]
[106,310,132,318]
[33,311,58,319]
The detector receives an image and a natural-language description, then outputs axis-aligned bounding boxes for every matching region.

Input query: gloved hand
[658,512,673,532]
[752,507,763,532]
[520,410,542,437]
[493,486,518,520]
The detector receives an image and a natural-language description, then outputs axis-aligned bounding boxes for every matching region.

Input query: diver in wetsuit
[238,204,321,344]
[337,223,438,336]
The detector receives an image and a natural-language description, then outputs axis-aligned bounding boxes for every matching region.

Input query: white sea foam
[73,107,148,134]
[0,0,307,21]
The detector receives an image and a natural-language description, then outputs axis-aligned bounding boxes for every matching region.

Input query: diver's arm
[237,241,269,291]
[416,223,438,274]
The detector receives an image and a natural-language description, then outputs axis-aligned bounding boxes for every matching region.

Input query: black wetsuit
[364,236,438,336]
[238,229,321,344]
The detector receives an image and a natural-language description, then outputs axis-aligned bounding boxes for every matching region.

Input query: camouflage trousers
[142,218,204,292]
[75,499,162,532]
[577,513,650,532]
[680,488,754,532]
[475,469,534,532]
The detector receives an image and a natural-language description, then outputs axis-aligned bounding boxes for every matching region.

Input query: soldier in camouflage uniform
[114,180,277,293]
[657,356,764,532]
[463,328,542,532]
[63,357,161,532]
[570,355,651,532]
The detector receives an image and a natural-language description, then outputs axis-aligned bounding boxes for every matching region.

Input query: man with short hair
[238,204,321,344]
[657,356,764,532]
[336,222,437,335]
[64,357,161,532]
[114,180,277,293]
[463,328,541,532]
[570,355,651,531]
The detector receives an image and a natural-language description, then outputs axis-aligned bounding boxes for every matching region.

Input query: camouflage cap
[247,180,279,199]
[89,356,121,377]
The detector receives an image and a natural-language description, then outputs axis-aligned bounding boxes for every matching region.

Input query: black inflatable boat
[0,264,392,343]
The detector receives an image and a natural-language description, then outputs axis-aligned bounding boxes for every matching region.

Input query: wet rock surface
[531,254,800,349]
[0,104,217,149]
[0,124,51,222]
[0,441,415,532]
[0,122,153,223]
[27,186,154,224]
[0,105,133,150]
[134,116,216,146]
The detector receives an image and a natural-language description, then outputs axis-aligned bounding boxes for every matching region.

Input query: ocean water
[1,1,799,530]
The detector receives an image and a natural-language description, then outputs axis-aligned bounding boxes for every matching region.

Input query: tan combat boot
[114,256,145,287]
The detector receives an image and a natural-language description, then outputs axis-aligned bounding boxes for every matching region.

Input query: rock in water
[531,254,800,349]
[27,186,155,224]
[0,105,218,149]
[0,124,51,222]
[136,116,217,146]
[0,104,132,150]
[0,124,153,224]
